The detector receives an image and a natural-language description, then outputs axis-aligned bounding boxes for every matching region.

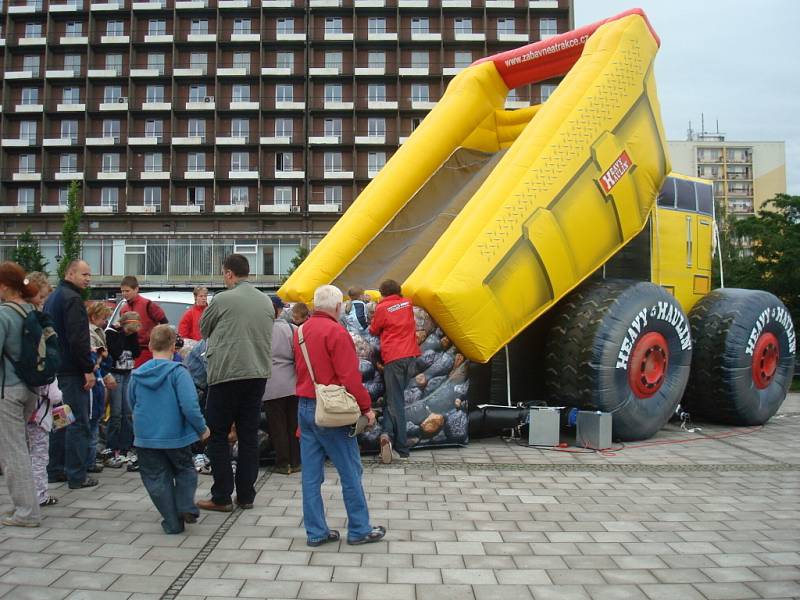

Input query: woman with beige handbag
[293,285,385,547]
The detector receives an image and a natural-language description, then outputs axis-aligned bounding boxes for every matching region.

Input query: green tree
[722,193,800,324]
[281,245,310,283]
[58,180,83,281]
[10,227,48,275]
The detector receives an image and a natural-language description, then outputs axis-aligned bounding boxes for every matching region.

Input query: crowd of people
[0,253,423,546]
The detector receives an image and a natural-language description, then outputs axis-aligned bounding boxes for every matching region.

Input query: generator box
[576,411,612,450]
[528,407,561,447]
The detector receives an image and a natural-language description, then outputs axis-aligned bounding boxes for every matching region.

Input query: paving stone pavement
[0,394,798,599]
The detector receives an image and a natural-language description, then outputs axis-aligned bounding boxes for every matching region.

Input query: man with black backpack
[118,276,168,368]
[44,259,99,490]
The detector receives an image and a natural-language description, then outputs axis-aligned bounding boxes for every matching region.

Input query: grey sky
[574,0,800,195]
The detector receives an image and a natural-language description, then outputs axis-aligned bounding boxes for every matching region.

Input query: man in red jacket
[118,276,168,368]
[294,284,385,547]
[178,286,208,342]
[369,279,421,464]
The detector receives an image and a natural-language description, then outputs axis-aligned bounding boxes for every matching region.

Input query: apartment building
[0,0,571,288]
[669,135,786,218]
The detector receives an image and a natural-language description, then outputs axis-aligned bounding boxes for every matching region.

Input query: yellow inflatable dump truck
[281,10,795,441]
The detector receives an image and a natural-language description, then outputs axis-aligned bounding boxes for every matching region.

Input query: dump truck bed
[280,10,670,363]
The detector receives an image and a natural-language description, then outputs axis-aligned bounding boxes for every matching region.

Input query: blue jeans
[48,375,91,486]
[298,397,372,544]
[136,446,198,534]
[86,414,100,469]
[382,357,415,457]
[107,372,133,452]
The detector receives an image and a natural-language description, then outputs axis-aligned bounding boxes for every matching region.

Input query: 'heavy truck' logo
[599,151,633,194]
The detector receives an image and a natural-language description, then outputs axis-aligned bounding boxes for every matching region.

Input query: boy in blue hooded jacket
[130,325,210,534]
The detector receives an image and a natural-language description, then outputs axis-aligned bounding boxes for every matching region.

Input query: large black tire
[682,288,796,425]
[545,280,693,441]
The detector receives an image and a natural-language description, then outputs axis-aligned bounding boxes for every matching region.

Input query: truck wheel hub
[752,332,779,389]
[628,332,669,398]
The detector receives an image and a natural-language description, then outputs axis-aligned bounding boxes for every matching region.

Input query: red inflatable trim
[474,8,659,90]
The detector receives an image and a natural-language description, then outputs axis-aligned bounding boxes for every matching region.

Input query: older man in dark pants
[44,259,98,489]
[197,254,273,512]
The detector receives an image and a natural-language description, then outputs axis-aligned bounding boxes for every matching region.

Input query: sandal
[347,526,386,545]
[307,530,340,547]
[39,497,58,507]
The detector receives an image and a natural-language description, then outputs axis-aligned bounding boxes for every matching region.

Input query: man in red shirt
[294,284,385,547]
[118,276,168,368]
[369,279,421,464]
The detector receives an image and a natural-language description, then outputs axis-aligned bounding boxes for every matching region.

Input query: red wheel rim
[628,332,669,398]
[751,332,780,389]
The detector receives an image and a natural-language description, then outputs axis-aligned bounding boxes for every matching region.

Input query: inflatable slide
[280,9,670,364]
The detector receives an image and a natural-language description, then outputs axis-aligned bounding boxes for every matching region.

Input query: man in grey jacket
[197,254,274,512]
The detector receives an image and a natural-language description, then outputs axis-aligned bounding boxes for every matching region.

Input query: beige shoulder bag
[298,324,361,428]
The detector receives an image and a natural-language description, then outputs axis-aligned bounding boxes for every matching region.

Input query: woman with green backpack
[0,261,46,527]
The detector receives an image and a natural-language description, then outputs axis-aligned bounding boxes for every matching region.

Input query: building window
[324,118,342,138]
[148,19,166,36]
[455,51,472,68]
[106,20,123,36]
[144,187,161,206]
[275,152,292,172]
[146,85,164,103]
[368,152,386,173]
[147,53,165,73]
[21,87,39,105]
[411,83,429,102]
[188,118,205,139]
[145,119,163,139]
[274,187,292,205]
[189,84,207,102]
[190,52,207,71]
[23,55,40,75]
[497,18,515,35]
[231,152,249,172]
[231,118,249,138]
[368,84,386,102]
[65,21,82,37]
[411,18,429,34]
[539,17,557,37]
[190,19,208,35]
[64,54,81,73]
[188,152,205,171]
[20,121,37,143]
[102,119,120,139]
[276,18,294,34]
[102,153,119,172]
[367,118,385,137]
[454,18,472,34]
[58,188,69,206]
[325,17,343,34]
[233,52,250,71]
[275,118,292,138]
[188,187,205,206]
[19,154,36,174]
[59,153,77,173]
[233,19,251,35]
[276,52,293,70]
[276,84,293,102]
[540,84,556,102]
[144,152,162,172]
[101,187,119,209]
[325,51,343,71]
[324,152,342,173]
[102,85,121,103]
[61,120,78,142]
[368,17,385,34]
[18,188,35,211]
[105,53,123,74]
[368,51,385,70]
[24,23,42,38]
[231,186,248,205]
[411,51,428,69]
[232,84,250,102]
[324,84,342,102]
[324,186,342,204]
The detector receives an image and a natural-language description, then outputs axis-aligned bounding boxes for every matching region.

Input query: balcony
[144,34,174,43]
[228,170,258,179]
[309,135,341,145]
[399,67,429,76]
[276,32,305,42]
[175,0,206,7]
[260,203,293,213]
[50,2,83,11]
[85,205,117,213]
[0,205,35,214]
[101,35,130,43]
[504,99,529,109]
[274,101,305,110]
[323,100,354,110]
[529,0,558,7]
[174,67,207,76]
[442,0,471,6]
[15,103,44,113]
[229,101,259,111]
[354,67,385,76]
[57,102,87,112]
[86,136,121,145]
[140,171,170,180]
[99,98,129,110]
[217,67,249,77]
[6,70,37,80]
[1,138,38,147]
[487,0,514,6]
[398,0,427,6]
[355,135,385,145]
[262,0,292,5]
[309,67,341,76]
[453,32,485,42]
[54,170,84,181]
[186,33,217,43]
[91,1,124,9]
[367,100,398,110]
[323,31,354,42]
[46,69,81,79]
[8,2,44,13]
[131,68,163,77]
[129,136,163,145]
[96,170,127,179]
[214,203,247,213]
[260,136,292,145]
[443,66,465,76]
[410,100,436,110]
[88,68,123,77]
[261,67,292,76]
[185,98,216,110]
[170,204,203,213]
[172,135,205,145]
[141,101,172,111]
[366,31,397,42]
[128,204,162,214]
[274,170,304,179]
[43,137,78,147]
[41,204,69,213]
[19,36,47,46]
[184,170,214,179]
[308,203,341,213]
[59,35,89,45]
[216,136,248,145]
[219,0,249,7]
[132,0,166,9]
[230,33,260,42]
[310,0,340,5]
[496,32,529,43]
[354,0,383,5]
[323,170,354,180]
[12,171,41,182]
[409,32,442,42]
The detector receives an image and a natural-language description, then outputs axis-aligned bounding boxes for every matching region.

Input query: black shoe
[87,463,104,474]
[48,473,67,483]
[307,530,340,547]
[126,462,140,472]
[181,512,199,524]
[68,477,99,490]
[347,526,386,545]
